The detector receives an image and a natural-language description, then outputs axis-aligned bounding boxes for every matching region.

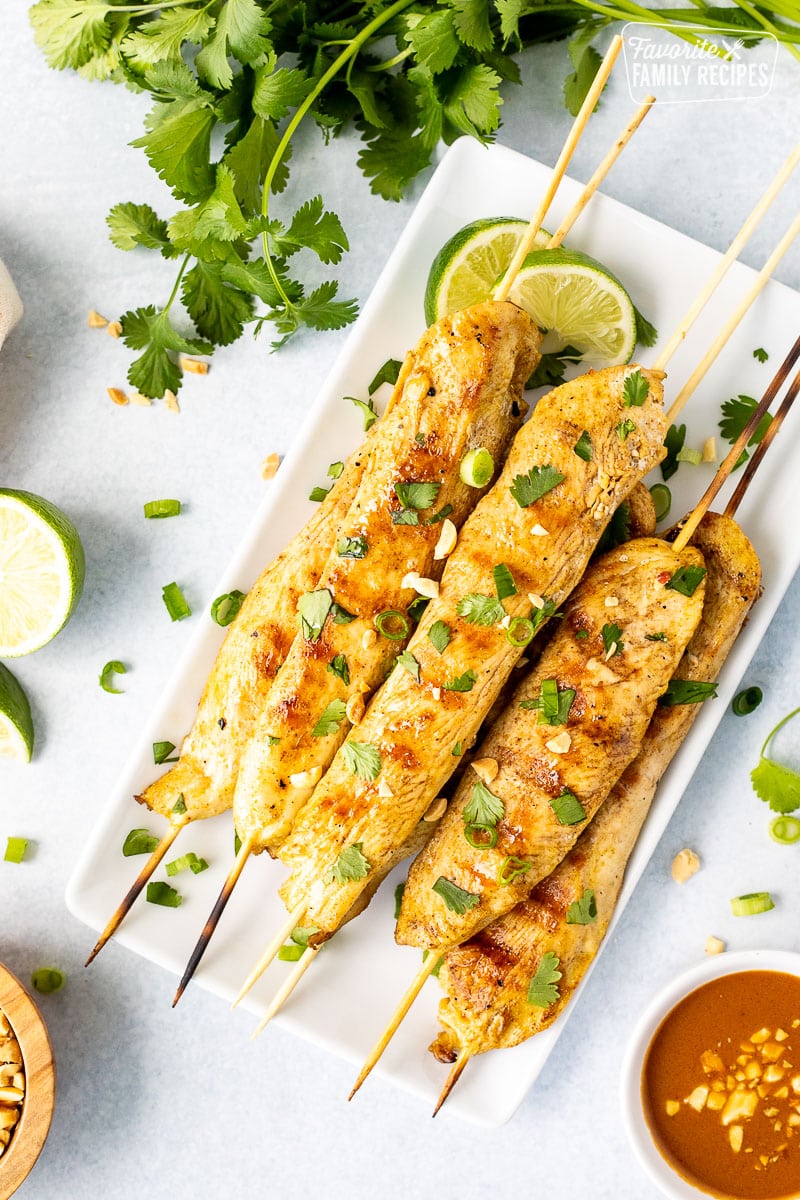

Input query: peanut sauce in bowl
[622,951,800,1200]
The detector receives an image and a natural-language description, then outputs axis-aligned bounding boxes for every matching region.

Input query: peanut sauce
[642,971,800,1199]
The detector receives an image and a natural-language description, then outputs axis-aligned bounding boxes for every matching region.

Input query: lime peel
[0,661,34,762]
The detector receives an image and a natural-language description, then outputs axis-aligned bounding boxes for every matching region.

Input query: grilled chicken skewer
[430,502,765,1111]
[352,340,800,1099]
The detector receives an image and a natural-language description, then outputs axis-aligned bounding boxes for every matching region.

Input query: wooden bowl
[0,964,56,1200]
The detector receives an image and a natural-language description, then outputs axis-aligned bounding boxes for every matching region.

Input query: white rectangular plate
[67,137,800,1127]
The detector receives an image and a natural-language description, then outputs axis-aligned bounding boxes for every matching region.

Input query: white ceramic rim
[620,948,800,1199]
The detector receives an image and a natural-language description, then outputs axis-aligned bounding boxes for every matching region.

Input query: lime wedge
[0,489,85,657]
[0,662,34,761]
[424,218,550,325]
[507,248,637,367]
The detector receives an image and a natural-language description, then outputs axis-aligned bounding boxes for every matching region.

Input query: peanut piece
[671,848,701,884]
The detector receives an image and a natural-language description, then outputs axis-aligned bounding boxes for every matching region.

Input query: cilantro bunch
[30,0,800,398]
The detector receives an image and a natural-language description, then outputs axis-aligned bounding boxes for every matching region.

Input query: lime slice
[0,662,34,761]
[0,489,86,657]
[424,218,550,325]
[507,248,637,367]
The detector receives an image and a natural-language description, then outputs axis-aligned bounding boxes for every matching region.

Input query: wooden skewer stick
[493,34,623,303]
[546,95,655,250]
[348,951,444,1101]
[667,213,800,423]
[725,360,800,518]
[654,141,800,373]
[432,1049,473,1118]
[172,831,258,1006]
[250,944,321,1039]
[231,902,308,1008]
[85,814,190,966]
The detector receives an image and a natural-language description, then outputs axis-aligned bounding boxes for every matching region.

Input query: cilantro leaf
[342,741,382,781]
[123,7,214,66]
[347,394,378,431]
[719,394,773,468]
[594,501,631,556]
[623,369,649,407]
[270,196,349,265]
[662,423,686,482]
[253,65,313,121]
[297,589,333,641]
[451,0,494,53]
[391,510,418,526]
[526,346,582,389]
[131,103,216,203]
[566,888,597,925]
[369,358,402,395]
[550,790,586,825]
[107,202,175,256]
[394,881,406,919]
[311,699,347,738]
[635,307,658,348]
[395,481,442,511]
[327,654,350,686]
[181,260,254,347]
[665,565,706,597]
[750,706,800,813]
[404,11,461,74]
[432,876,480,914]
[457,594,505,625]
[444,669,478,693]
[463,780,504,826]
[753,347,769,363]
[167,164,249,255]
[573,430,593,462]
[510,465,565,508]
[30,0,118,70]
[601,622,623,657]
[564,39,602,117]
[527,951,562,1007]
[337,535,368,559]
[357,124,431,202]
[120,305,212,399]
[617,418,636,442]
[326,842,371,884]
[660,679,718,706]
[428,621,452,654]
[396,650,420,681]
[223,116,288,213]
[195,0,273,90]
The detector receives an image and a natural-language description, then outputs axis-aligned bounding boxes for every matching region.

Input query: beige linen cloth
[0,258,22,349]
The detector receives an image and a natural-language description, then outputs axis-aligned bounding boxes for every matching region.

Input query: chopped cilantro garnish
[309,485,331,503]
[394,882,406,920]
[122,828,159,857]
[326,843,371,883]
[457,594,505,625]
[550,790,586,825]
[622,369,649,407]
[751,705,800,814]
[575,630,589,640]
[341,740,381,780]
[331,602,356,624]
[527,951,562,1007]
[493,563,517,600]
[407,596,430,623]
[432,876,480,914]
[444,669,477,693]
[311,699,347,737]
[336,535,368,559]
[661,423,686,482]
[328,461,344,479]
[601,622,623,657]
[660,679,718,706]
[452,741,464,757]
[153,740,178,764]
[347,394,378,430]
[595,502,630,556]
[395,481,442,512]
[719,394,772,468]
[395,650,420,681]
[645,632,667,643]
[573,430,592,461]
[327,653,350,685]
[391,509,419,526]
[665,565,706,597]
[368,358,402,394]
[617,418,636,442]
[146,881,182,908]
[525,345,582,388]
[753,347,769,363]
[509,465,565,509]
[298,588,333,640]
[463,780,504,827]
[566,888,597,924]
[428,503,454,525]
[428,620,452,654]
[521,679,575,724]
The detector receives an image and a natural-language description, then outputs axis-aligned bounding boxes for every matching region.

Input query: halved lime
[0,662,34,761]
[0,489,86,657]
[424,218,550,325]
[507,248,637,366]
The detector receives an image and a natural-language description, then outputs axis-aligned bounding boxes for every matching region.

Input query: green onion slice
[676,446,703,466]
[162,581,191,621]
[146,881,182,908]
[211,589,246,627]
[144,498,181,519]
[153,740,178,764]
[464,823,499,850]
[277,944,304,962]
[649,483,671,523]
[375,609,410,641]
[99,660,126,694]
[733,686,763,716]
[31,968,65,994]
[730,891,775,916]
[166,852,209,876]
[498,855,532,886]
[506,617,535,648]
[769,816,800,845]
[4,836,28,863]
[460,447,494,488]
[122,828,159,857]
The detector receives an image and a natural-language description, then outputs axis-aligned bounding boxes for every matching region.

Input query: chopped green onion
[328,461,344,479]
[162,581,191,621]
[665,565,707,597]
[234,832,242,856]
[769,816,800,845]
[347,394,377,430]
[336,535,368,559]
[368,358,402,395]
[733,686,763,716]
[298,589,333,640]
[661,679,718,706]
[166,852,209,876]
[649,483,671,523]
[731,892,774,916]
[153,740,178,764]
[550,790,587,826]
[99,660,126,694]
[122,828,159,857]
[375,610,409,641]
[617,418,636,442]
[146,881,182,908]
[211,589,246,627]
[452,741,463,757]
[498,856,531,886]
[331,602,355,625]
[172,794,187,815]
[4,836,28,863]
[460,447,494,488]
[407,596,429,624]
[464,823,499,849]
[506,617,535,647]
[31,968,65,994]
[428,504,454,525]
[573,431,592,462]
[309,485,330,503]
[676,446,702,466]
[394,882,406,920]
[144,498,181,519]
[278,943,304,961]
[493,563,517,600]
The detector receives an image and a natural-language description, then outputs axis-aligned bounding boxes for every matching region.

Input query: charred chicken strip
[234,301,540,852]
[431,511,760,1061]
[138,424,382,823]
[396,535,706,951]
[278,364,668,936]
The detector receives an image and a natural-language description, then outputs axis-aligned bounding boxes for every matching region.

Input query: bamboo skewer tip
[232,902,308,1009]
[433,1050,472,1117]
[249,943,320,1040]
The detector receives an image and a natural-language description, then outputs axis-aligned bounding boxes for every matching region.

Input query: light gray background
[2,7,799,1199]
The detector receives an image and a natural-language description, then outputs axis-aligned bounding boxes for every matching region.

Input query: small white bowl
[620,948,800,1200]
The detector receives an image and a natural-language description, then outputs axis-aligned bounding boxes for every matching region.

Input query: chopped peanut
[531,524,549,537]
[707,1093,726,1112]
[261,453,281,480]
[129,390,152,407]
[401,572,439,599]
[180,356,209,375]
[702,436,717,463]
[665,1100,680,1116]
[87,309,108,327]
[705,935,726,955]
[751,1028,771,1044]
[701,1050,725,1074]
[671,848,701,884]
[433,519,457,560]
[687,1086,709,1111]
[106,320,122,339]
[471,758,499,785]
[423,797,447,822]
[289,766,322,789]
[107,386,128,407]
[729,1126,744,1153]
[164,389,180,413]
[721,1089,758,1125]
[0,1009,24,1159]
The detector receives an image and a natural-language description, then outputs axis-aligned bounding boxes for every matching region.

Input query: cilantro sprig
[751,706,800,814]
